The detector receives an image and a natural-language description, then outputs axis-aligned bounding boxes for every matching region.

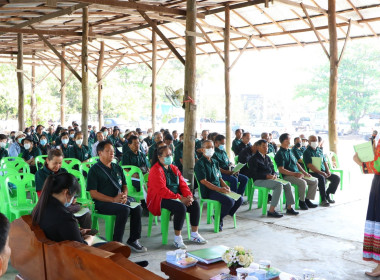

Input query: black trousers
[161,199,200,231]
[208,190,243,221]
[95,201,142,243]
[309,172,340,199]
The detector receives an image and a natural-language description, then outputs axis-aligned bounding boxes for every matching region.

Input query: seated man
[261,132,276,155]
[303,135,340,206]
[194,140,243,232]
[122,135,150,175]
[291,137,304,164]
[274,133,318,210]
[237,142,258,177]
[22,136,41,174]
[268,133,278,153]
[164,134,175,153]
[148,132,163,164]
[8,131,25,157]
[144,128,153,147]
[0,213,10,277]
[247,140,298,218]
[235,132,252,156]
[213,134,248,196]
[87,140,146,252]
[195,130,209,158]
[136,128,148,155]
[299,134,308,152]
[92,131,104,157]
[232,129,242,155]
[173,138,197,173]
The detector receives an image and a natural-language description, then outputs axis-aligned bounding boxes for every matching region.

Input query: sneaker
[267,211,283,218]
[190,232,207,244]
[173,236,187,249]
[320,200,330,207]
[286,208,299,215]
[299,201,308,210]
[127,240,148,253]
[305,199,318,208]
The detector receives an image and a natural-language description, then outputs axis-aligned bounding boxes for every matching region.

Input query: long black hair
[32,173,80,225]
[151,145,169,166]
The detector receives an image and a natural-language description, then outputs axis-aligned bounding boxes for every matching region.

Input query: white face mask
[302,142,307,147]
[205,148,215,158]
[76,139,83,146]
[310,142,318,149]
[24,143,31,150]
[0,142,6,148]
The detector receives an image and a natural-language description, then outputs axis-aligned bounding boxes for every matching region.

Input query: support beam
[17,33,25,131]
[138,10,186,66]
[31,55,37,126]
[60,48,66,127]
[81,7,89,145]
[229,35,255,70]
[97,41,104,130]
[197,23,224,62]
[328,0,338,154]
[35,29,82,83]
[182,0,197,188]
[0,26,82,36]
[224,4,232,159]
[152,30,157,133]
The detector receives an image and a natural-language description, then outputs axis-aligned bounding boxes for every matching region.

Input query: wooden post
[152,30,157,132]
[328,0,338,153]
[224,4,232,159]
[81,7,89,145]
[182,0,197,188]
[60,48,66,127]
[31,54,37,126]
[17,33,25,131]
[97,41,104,129]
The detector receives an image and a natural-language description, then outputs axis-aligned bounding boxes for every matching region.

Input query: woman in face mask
[147,145,207,249]
[21,136,41,174]
[58,132,71,158]
[38,135,50,155]
[31,172,94,245]
[68,131,91,162]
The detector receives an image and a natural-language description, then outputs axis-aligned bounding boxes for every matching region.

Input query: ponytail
[32,173,80,225]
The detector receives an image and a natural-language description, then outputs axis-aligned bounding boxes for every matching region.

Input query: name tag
[85,153,88,158]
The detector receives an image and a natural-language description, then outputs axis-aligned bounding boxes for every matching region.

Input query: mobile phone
[87,229,98,236]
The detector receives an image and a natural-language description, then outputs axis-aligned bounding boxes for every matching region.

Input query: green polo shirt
[194,156,222,199]
[303,146,326,172]
[173,142,197,172]
[212,147,230,170]
[87,161,126,205]
[291,146,303,161]
[47,133,55,144]
[122,149,149,170]
[35,165,68,191]
[173,139,179,147]
[33,132,47,143]
[161,164,180,194]
[232,138,242,155]
[195,139,206,158]
[68,144,91,162]
[109,135,120,147]
[22,146,41,161]
[0,148,8,161]
[274,146,299,173]
[148,142,157,160]
[59,144,72,158]
[268,143,276,155]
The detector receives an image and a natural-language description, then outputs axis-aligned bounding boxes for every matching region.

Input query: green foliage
[295,42,380,133]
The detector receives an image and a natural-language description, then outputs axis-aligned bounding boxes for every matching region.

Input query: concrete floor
[3,138,376,280]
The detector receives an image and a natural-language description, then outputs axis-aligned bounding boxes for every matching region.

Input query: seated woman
[38,134,50,156]
[22,136,41,174]
[147,145,207,249]
[68,131,91,162]
[58,132,71,158]
[31,172,94,245]
[35,149,92,229]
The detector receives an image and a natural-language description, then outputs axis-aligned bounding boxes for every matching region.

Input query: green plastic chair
[91,209,116,242]
[61,158,81,171]
[35,155,48,171]
[234,156,238,165]
[67,169,94,208]
[147,208,191,244]
[0,157,23,166]
[3,173,38,221]
[80,161,96,179]
[121,165,145,202]
[0,169,18,219]
[194,175,237,233]
[326,151,344,190]
[88,157,99,164]
[2,160,30,174]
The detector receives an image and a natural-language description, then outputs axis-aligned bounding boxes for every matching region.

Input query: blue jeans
[221,173,248,195]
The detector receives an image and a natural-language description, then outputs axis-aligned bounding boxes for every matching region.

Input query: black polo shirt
[247,152,275,181]
[122,149,149,171]
[0,148,9,161]
[237,146,255,176]
[22,146,41,161]
[87,161,126,205]
[291,146,303,161]
[68,143,91,162]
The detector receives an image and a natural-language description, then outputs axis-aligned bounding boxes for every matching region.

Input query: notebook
[187,245,228,264]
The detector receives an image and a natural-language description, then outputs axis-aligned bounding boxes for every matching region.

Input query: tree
[295,42,380,133]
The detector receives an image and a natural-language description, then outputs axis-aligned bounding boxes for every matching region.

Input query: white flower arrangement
[222,246,254,268]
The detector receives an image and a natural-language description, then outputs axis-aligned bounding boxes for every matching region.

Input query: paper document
[354,141,375,162]
[92,235,106,245]
[74,207,90,217]
[312,157,322,171]
[127,202,141,209]
[232,163,246,173]
[303,175,317,182]
[274,178,289,184]
[117,147,123,153]
[223,191,241,201]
